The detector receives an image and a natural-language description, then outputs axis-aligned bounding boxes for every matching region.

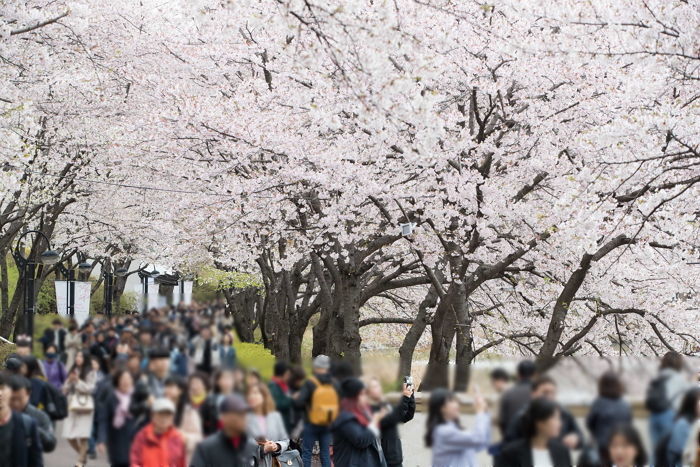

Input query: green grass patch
[233,342,276,380]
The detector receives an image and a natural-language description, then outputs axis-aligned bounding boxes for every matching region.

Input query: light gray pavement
[45,421,109,467]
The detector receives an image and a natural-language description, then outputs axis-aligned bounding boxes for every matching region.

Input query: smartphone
[403,376,413,388]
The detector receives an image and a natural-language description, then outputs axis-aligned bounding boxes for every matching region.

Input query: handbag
[272,449,302,467]
[68,392,94,413]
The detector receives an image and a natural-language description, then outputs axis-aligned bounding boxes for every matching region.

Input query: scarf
[271,376,289,393]
[191,393,207,408]
[341,397,371,427]
[113,389,133,429]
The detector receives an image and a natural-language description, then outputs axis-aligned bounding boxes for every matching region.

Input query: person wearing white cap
[129,397,187,467]
[294,355,339,467]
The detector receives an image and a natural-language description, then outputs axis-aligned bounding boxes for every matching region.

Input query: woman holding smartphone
[426,388,491,467]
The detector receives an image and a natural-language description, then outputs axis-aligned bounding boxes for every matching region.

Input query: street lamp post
[11,231,60,349]
[137,267,160,313]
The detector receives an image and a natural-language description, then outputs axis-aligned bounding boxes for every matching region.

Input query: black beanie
[341,377,365,399]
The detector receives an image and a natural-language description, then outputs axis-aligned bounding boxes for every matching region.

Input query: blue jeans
[649,409,674,463]
[302,422,331,467]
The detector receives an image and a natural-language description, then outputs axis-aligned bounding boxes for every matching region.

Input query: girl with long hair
[426,388,490,467]
[496,397,571,467]
[62,350,98,467]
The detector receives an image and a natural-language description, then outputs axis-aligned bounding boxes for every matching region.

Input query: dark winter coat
[189,431,259,467]
[97,389,138,466]
[370,395,415,466]
[331,411,387,467]
[585,396,632,449]
[496,438,571,467]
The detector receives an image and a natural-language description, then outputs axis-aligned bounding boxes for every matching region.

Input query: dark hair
[274,361,290,377]
[330,360,354,383]
[23,356,43,378]
[9,375,31,393]
[165,376,188,426]
[52,319,63,326]
[425,388,459,447]
[677,388,700,421]
[517,360,537,380]
[491,368,510,382]
[69,350,93,381]
[602,424,647,467]
[522,397,560,439]
[45,344,58,354]
[111,368,132,389]
[531,374,556,392]
[660,351,684,371]
[0,371,10,387]
[598,371,624,399]
[289,366,306,390]
[68,324,78,332]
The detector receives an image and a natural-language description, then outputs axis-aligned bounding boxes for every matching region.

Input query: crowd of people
[0,302,698,467]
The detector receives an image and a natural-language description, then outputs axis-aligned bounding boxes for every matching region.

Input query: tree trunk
[0,251,9,317]
[453,285,474,391]
[420,284,459,391]
[223,287,258,343]
[397,286,437,382]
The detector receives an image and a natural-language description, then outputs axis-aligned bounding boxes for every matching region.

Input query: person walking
[41,345,67,391]
[586,371,632,461]
[498,360,536,437]
[505,375,583,450]
[190,394,260,466]
[190,326,220,374]
[129,398,187,467]
[164,376,202,460]
[496,398,571,467]
[294,355,339,467]
[9,375,56,453]
[665,388,700,466]
[332,378,386,467]
[0,372,44,467]
[366,377,415,467]
[246,381,295,466]
[269,361,294,432]
[64,324,82,371]
[219,333,237,370]
[39,319,66,358]
[646,351,691,455]
[96,369,137,467]
[62,351,97,467]
[200,369,236,435]
[426,388,491,467]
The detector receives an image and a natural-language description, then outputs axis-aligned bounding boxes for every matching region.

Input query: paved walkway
[45,422,109,467]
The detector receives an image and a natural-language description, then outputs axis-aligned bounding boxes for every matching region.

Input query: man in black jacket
[9,376,56,453]
[367,378,415,467]
[39,319,66,358]
[190,394,260,467]
[498,360,536,437]
[0,371,43,467]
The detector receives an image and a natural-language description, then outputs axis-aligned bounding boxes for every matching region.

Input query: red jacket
[130,423,186,467]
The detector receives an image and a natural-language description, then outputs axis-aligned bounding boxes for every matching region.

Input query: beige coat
[64,332,82,370]
[62,370,97,439]
[180,403,203,460]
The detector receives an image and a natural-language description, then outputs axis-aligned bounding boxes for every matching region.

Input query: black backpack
[44,383,68,420]
[645,375,671,413]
